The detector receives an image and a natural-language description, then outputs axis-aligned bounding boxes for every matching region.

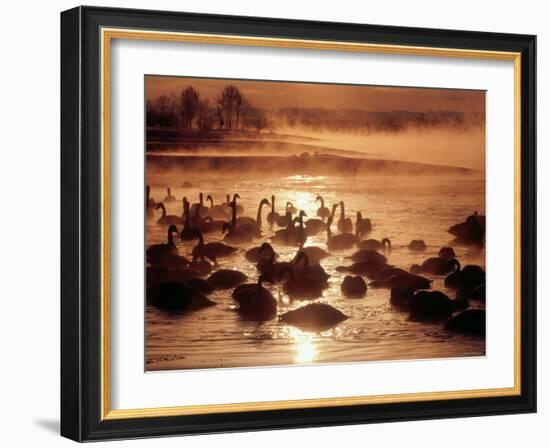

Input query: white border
[110,38,515,410]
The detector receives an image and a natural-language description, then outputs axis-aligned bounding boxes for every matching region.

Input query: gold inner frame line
[100,27,522,421]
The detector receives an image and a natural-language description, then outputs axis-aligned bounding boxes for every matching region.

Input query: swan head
[259,242,274,255]
[168,224,178,234]
[233,193,241,201]
[260,198,270,207]
[155,203,164,210]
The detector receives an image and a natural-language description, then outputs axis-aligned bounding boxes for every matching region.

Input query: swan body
[291,251,329,286]
[336,260,391,278]
[337,201,353,233]
[316,196,331,219]
[245,242,277,263]
[147,281,215,312]
[448,212,485,246]
[421,257,460,275]
[155,203,183,226]
[163,187,176,203]
[191,228,238,259]
[355,212,372,238]
[207,269,248,290]
[357,237,391,252]
[369,272,432,290]
[408,290,453,322]
[232,275,277,321]
[279,266,323,299]
[280,303,348,331]
[326,214,358,251]
[444,309,486,336]
[305,218,326,236]
[438,246,456,259]
[292,246,329,266]
[371,267,408,281]
[146,225,179,263]
[349,249,387,264]
[445,264,485,290]
[341,276,367,298]
[408,239,427,251]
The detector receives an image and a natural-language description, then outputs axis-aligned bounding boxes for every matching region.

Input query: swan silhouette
[155,203,183,226]
[355,212,372,238]
[357,237,391,252]
[232,274,277,321]
[315,195,331,219]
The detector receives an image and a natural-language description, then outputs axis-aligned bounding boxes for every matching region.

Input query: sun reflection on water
[288,327,319,364]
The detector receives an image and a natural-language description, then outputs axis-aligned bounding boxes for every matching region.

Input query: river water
[145,167,485,371]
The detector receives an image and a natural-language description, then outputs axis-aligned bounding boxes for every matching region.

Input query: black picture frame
[61,5,536,442]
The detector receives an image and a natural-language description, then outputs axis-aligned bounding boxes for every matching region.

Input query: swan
[355,212,372,238]
[179,198,196,241]
[291,246,329,266]
[337,201,353,233]
[232,274,277,321]
[438,246,456,259]
[305,217,326,236]
[444,309,486,336]
[146,185,156,207]
[146,266,170,289]
[444,264,485,290]
[408,290,453,322]
[357,237,391,252]
[271,211,307,247]
[348,249,387,264]
[286,201,298,215]
[371,267,408,282]
[190,193,208,218]
[171,253,217,281]
[256,251,293,284]
[291,251,329,286]
[336,260,391,278]
[146,185,155,218]
[191,228,238,259]
[280,303,348,331]
[326,214,358,251]
[163,187,176,203]
[226,193,244,215]
[448,212,485,246]
[316,195,331,219]
[245,242,277,263]
[369,272,432,290]
[390,287,415,310]
[155,203,183,226]
[421,257,460,275]
[146,281,215,312]
[279,266,324,299]
[205,195,228,220]
[341,275,367,298]
[266,195,280,227]
[275,209,292,228]
[147,224,179,264]
[150,251,190,270]
[207,269,248,290]
[197,216,226,234]
[408,239,427,252]
[222,221,253,244]
[236,198,270,235]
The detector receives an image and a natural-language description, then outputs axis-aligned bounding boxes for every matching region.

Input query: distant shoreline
[146,152,478,176]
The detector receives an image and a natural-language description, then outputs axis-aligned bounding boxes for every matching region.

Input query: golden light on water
[289,327,319,364]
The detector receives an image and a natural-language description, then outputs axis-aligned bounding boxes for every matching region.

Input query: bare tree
[217,85,243,130]
[179,86,200,129]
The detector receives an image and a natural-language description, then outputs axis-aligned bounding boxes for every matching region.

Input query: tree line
[146,85,268,132]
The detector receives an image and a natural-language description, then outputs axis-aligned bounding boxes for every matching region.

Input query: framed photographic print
[60,6,537,442]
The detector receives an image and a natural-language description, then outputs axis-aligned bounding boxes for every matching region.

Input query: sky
[145,75,485,114]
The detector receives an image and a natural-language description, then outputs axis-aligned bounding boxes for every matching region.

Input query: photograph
[144,76,487,371]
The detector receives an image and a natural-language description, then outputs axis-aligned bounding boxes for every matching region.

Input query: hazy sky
[145,75,485,114]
